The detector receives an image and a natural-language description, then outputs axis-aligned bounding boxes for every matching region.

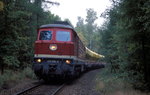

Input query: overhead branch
[43,0,60,6]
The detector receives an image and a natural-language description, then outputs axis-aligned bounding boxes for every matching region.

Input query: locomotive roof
[40,24,74,30]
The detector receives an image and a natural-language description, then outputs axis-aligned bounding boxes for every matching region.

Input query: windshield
[39,31,52,40]
[56,31,71,41]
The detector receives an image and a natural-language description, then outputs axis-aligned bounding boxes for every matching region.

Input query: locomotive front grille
[49,64,57,72]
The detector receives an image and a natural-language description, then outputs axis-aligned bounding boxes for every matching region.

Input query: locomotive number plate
[47,60,60,63]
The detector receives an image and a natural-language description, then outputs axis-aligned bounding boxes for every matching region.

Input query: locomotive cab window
[56,31,71,41]
[39,31,52,40]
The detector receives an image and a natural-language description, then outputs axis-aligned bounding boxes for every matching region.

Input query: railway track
[13,83,42,95]
[51,84,65,95]
[13,82,65,95]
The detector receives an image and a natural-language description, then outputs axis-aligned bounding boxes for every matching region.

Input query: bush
[21,67,36,79]
[0,67,36,89]
[95,64,150,95]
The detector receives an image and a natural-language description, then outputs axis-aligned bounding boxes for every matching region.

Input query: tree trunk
[142,31,147,83]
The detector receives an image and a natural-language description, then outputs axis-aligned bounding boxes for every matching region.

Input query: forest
[75,0,150,90]
[0,0,150,91]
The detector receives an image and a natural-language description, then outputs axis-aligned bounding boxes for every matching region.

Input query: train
[32,21,104,81]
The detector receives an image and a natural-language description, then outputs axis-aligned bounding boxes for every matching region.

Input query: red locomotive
[33,21,104,81]
[33,21,87,80]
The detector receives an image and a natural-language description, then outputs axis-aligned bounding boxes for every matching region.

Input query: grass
[0,67,36,90]
[95,64,150,95]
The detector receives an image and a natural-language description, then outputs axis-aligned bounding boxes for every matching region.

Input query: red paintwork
[35,41,74,55]
[34,27,86,59]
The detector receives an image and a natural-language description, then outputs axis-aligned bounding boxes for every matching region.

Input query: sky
[50,0,112,27]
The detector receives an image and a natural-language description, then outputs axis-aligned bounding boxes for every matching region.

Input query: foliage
[75,8,99,52]
[96,64,150,95]
[99,0,150,90]
[0,67,35,88]
[0,0,61,74]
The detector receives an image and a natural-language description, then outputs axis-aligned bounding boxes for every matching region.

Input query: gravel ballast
[60,69,101,95]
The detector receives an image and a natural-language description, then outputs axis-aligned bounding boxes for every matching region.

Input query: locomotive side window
[56,31,71,41]
[39,31,52,40]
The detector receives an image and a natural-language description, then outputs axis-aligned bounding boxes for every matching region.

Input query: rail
[51,84,66,95]
[13,83,42,95]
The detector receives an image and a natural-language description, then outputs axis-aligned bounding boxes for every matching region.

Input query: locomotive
[32,21,103,80]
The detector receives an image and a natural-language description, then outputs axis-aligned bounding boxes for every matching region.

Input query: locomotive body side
[33,24,86,80]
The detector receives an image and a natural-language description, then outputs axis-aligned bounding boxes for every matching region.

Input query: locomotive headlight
[36,59,42,63]
[50,44,57,51]
[65,60,71,64]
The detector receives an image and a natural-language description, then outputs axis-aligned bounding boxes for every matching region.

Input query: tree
[75,17,88,46]
[99,0,150,89]
[0,0,61,74]
[75,9,100,52]
[85,8,98,49]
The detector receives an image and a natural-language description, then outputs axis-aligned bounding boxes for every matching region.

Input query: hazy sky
[50,0,111,26]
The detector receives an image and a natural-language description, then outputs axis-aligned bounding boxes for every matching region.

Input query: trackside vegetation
[99,0,150,91]
[0,0,60,88]
[75,0,150,92]
[95,64,150,95]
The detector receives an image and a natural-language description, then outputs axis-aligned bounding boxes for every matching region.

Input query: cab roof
[39,21,75,30]
[40,24,74,30]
